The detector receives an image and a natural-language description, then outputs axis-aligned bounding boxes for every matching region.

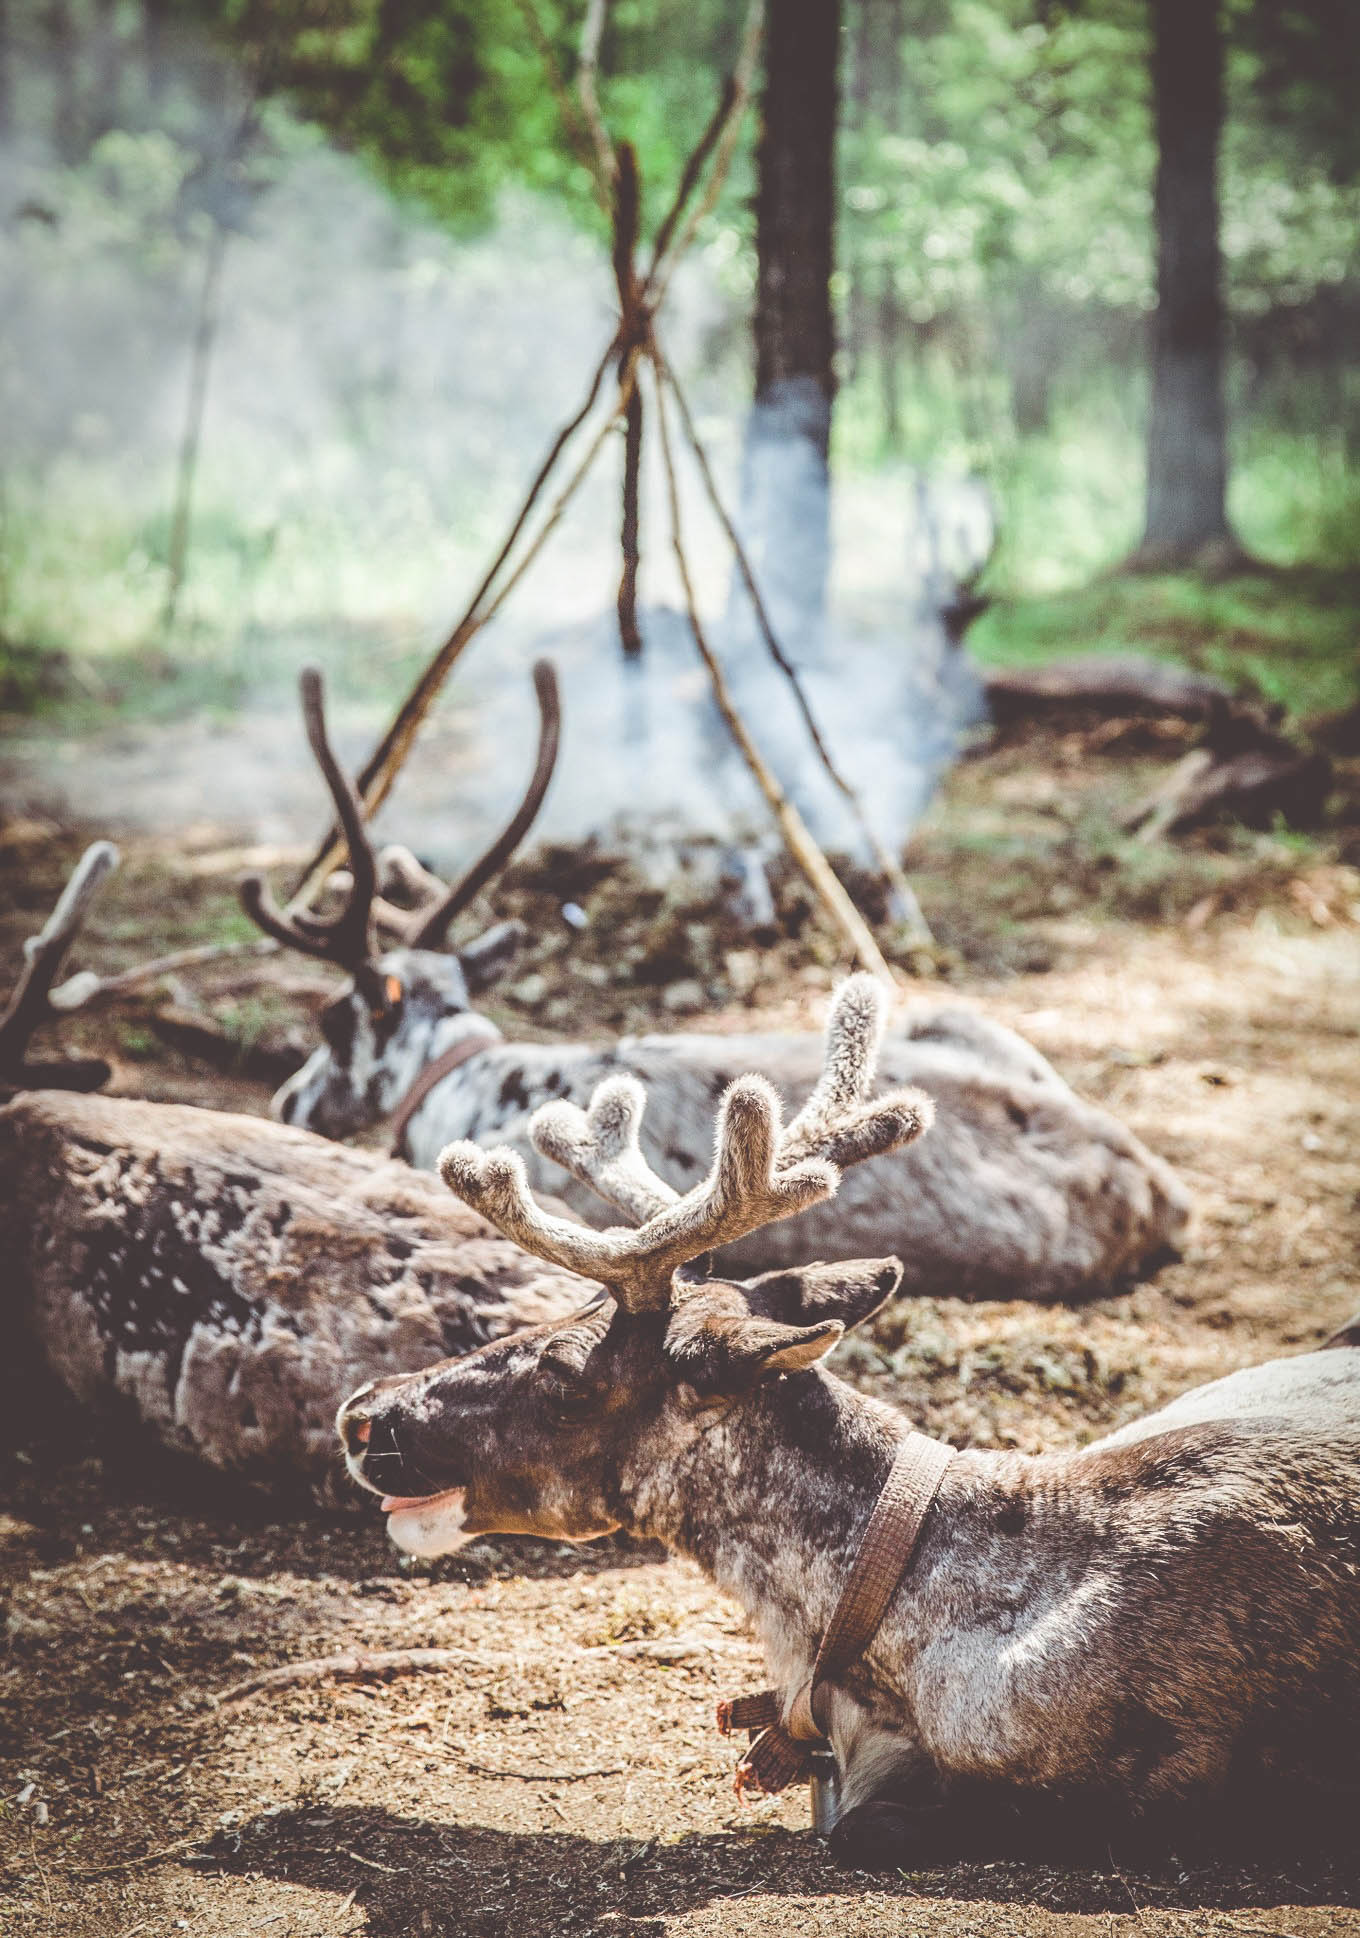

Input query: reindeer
[0,843,585,1495]
[337,976,1360,1868]
[250,670,1190,1301]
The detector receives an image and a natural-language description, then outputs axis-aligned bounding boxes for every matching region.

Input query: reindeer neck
[625,1372,910,1671]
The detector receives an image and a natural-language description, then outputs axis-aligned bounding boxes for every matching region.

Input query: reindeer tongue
[381,1490,461,1513]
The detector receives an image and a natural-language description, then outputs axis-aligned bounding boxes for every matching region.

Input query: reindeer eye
[538,1365,596,1422]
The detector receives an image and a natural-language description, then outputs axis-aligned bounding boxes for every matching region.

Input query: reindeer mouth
[380,1489,462,1514]
[380,1487,471,1560]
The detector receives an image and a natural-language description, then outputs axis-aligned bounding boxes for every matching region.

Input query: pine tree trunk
[735,0,841,655]
[1138,0,1236,567]
[0,0,12,140]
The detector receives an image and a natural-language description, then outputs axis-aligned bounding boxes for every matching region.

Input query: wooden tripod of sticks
[294,0,934,978]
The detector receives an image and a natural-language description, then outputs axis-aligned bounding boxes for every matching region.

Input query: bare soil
[2,720,1359,1937]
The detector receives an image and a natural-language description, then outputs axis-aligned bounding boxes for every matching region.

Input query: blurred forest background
[1,0,1357,734]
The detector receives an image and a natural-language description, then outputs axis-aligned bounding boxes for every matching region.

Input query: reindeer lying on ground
[252,671,1190,1300]
[0,838,584,1495]
[338,976,1360,1866]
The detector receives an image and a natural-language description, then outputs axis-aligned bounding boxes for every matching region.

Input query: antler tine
[0,840,119,1090]
[238,667,377,966]
[407,660,561,951]
[530,1076,681,1225]
[778,973,935,1171]
[439,1074,838,1312]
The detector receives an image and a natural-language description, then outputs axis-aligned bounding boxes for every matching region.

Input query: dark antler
[239,668,378,966]
[406,660,561,950]
[0,841,119,1093]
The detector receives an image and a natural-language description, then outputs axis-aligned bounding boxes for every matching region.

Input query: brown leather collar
[717,1430,955,1797]
[387,1028,501,1158]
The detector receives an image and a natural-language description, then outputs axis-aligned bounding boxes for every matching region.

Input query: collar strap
[718,1429,955,1798]
[387,1028,500,1158]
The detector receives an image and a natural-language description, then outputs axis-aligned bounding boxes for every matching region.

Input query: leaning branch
[654,347,934,945]
[652,376,893,983]
[576,0,616,193]
[645,0,765,305]
[292,332,630,904]
[513,0,612,214]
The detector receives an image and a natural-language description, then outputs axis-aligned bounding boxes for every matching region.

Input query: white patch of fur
[385,1489,472,1558]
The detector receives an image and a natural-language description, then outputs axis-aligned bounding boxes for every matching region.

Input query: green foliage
[967,567,1360,720]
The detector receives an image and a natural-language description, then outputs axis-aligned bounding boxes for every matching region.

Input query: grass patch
[967,567,1360,720]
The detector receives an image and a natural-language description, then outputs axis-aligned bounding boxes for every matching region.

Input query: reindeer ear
[458,919,527,991]
[666,1310,844,1394]
[741,1257,903,1333]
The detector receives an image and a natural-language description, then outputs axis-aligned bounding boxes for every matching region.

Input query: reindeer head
[337,976,932,1558]
[240,662,559,1139]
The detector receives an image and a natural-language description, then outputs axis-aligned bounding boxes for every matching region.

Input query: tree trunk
[89,0,122,144]
[0,0,13,140]
[1137,0,1237,567]
[734,0,841,656]
[44,0,80,161]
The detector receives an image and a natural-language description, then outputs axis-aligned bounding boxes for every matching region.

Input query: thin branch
[651,371,893,983]
[74,1833,214,1879]
[613,141,644,657]
[291,330,626,904]
[576,0,616,192]
[513,0,612,214]
[645,75,736,278]
[646,0,765,305]
[461,1759,624,1783]
[49,936,282,1010]
[655,346,934,945]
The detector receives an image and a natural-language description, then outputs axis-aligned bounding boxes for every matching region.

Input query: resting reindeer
[252,671,1190,1301]
[0,841,585,1494]
[338,976,1360,1867]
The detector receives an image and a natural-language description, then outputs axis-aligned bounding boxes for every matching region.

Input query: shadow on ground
[203,1802,1360,1938]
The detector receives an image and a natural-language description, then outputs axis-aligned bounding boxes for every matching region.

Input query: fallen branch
[219,1633,732,1704]
[74,1832,213,1879]
[653,372,894,984]
[984,655,1238,726]
[49,936,281,1010]
[1124,745,1332,840]
[461,1759,624,1783]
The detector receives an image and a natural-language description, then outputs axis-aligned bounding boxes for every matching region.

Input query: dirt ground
[2,717,1359,1938]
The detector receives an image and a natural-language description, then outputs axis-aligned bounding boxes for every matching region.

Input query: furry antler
[437,976,933,1310]
[239,668,377,967]
[405,660,561,949]
[0,841,119,1092]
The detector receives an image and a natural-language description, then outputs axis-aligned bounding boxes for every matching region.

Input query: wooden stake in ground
[161,220,227,636]
[652,374,894,984]
[613,142,644,658]
[654,345,934,947]
[292,334,638,902]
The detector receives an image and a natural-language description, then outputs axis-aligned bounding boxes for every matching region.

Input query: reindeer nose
[340,1409,372,1458]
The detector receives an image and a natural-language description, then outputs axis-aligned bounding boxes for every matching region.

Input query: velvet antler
[405,660,561,949]
[0,841,119,1092]
[437,975,934,1310]
[239,668,377,967]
